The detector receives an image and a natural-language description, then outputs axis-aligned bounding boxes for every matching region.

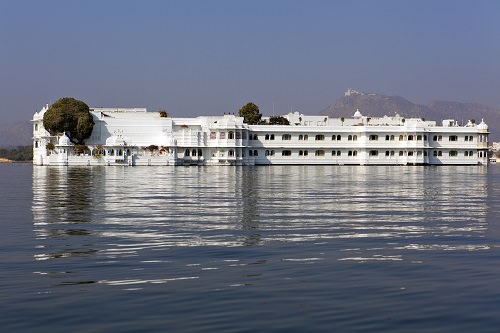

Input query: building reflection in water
[32,165,490,262]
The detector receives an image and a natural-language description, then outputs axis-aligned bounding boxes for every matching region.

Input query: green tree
[43,97,94,144]
[268,115,290,125]
[238,102,262,125]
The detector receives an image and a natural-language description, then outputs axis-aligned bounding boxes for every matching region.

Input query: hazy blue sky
[1,0,499,122]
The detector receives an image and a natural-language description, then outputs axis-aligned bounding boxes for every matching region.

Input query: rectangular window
[315,135,325,141]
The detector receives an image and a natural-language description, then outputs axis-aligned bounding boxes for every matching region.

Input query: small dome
[477,119,488,131]
[58,133,72,146]
[353,108,362,118]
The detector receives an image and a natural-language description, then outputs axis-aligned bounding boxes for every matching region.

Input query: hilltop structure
[32,104,489,166]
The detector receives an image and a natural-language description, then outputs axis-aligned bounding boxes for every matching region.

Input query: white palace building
[32,105,490,166]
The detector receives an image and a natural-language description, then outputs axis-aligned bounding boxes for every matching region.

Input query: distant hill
[0,121,32,147]
[323,89,500,141]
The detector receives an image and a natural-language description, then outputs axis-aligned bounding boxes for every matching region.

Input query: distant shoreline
[0,158,29,163]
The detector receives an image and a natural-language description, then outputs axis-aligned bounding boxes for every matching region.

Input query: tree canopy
[43,97,94,144]
[268,115,290,125]
[238,102,262,125]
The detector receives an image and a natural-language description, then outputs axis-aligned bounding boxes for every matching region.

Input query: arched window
[304,135,309,140]
[265,134,270,140]
[265,150,270,156]
[299,134,304,140]
[348,135,353,141]
[198,149,203,157]
[299,150,304,156]
[353,135,357,141]
[336,135,341,141]
[315,134,325,141]
[228,131,234,139]
[184,149,190,157]
[449,135,458,141]
[408,135,414,141]
[228,150,234,157]
[385,135,390,141]
[253,150,258,156]
[303,150,308,156]
[192,149,197,156]
[399,135,404,141]
[438,151,442,156]
[282,134,291,140]
[270,134,275,140]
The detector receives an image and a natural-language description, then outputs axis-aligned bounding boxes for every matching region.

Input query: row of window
[259,134,476,142]
[208,132,477,142]
[254,150,478,158]
[209,131,243,140]
[184,149,203,157]
[188,149,482,159]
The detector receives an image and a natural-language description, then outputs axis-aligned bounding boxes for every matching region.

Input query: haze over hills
[0,122,32,148]
[323,89,500,141]
[1,90,499,147]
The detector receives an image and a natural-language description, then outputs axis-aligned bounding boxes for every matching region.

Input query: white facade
[32,105,490,166]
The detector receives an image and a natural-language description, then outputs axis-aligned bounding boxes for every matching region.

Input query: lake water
[1,163,500,332]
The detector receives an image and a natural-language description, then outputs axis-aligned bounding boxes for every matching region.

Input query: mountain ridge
[322,89,500,141]
[0,121,32,148]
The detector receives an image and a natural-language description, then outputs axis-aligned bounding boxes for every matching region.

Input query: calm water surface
[1,164,500,332]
